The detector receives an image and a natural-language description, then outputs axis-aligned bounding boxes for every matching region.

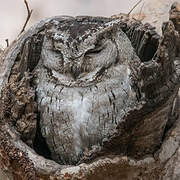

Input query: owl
[33,16,140,165]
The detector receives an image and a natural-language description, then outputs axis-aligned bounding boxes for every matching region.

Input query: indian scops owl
[33,16,140,165]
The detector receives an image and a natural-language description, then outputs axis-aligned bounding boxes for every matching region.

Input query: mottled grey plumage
[33,17,139,164]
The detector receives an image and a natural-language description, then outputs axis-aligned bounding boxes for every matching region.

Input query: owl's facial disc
[41,38,118,87]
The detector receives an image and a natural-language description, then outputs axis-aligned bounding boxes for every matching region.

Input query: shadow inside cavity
[33,112,52,160]
[121,22,160,62]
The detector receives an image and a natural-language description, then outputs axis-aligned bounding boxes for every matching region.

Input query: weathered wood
[0,2,179,180]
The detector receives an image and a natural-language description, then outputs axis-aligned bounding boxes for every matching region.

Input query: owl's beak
[69,54,84,79]
[71,63,81,79]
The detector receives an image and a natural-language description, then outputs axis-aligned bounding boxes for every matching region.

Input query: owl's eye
[85,46,103,55]
[85,43,104,56]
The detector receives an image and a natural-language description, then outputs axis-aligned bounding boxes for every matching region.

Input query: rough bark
[0,2,179,180]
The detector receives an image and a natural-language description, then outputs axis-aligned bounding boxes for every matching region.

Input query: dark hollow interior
[120,22,160,62]
[33,112,52,160]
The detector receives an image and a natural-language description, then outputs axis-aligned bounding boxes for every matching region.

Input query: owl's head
[34,16,140,88]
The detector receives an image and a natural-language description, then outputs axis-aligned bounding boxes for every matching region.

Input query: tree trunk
[0,2,179,180]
